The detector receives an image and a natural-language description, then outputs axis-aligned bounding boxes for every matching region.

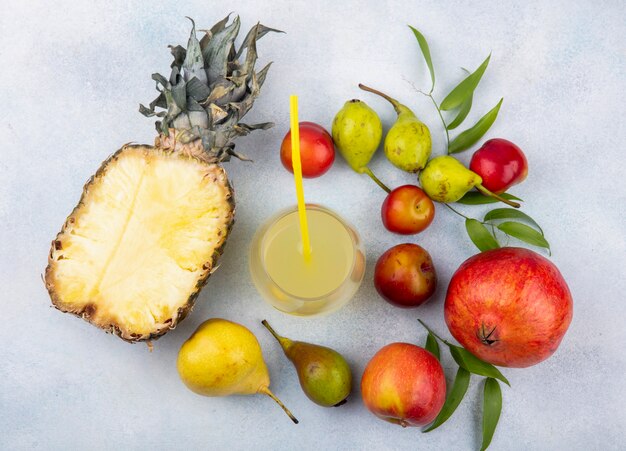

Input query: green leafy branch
[409,26,501,155]
[419,320,505,450]
[444,202,551,254]
[408,25,551,256]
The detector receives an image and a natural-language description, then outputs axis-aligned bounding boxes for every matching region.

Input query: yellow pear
[331,100,390,192]
[419,156,520,207]
[332,99,382,172]
[177,318,298,423]
[359,84,431,173]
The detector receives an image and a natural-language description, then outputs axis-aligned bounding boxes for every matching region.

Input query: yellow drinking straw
[289,95,312,260]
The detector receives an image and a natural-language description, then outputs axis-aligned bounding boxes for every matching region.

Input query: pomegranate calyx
[478,323,499,346]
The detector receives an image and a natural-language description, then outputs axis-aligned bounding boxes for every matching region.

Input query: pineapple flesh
[46,146,233,340]
[45,16,278,341]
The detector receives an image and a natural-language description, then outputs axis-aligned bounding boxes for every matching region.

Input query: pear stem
[361,167,391,193]
[358,83,402,115]
[261,319,291,351]
[475,184,521,208]
[258,386,299,424]
[261,320,283,342]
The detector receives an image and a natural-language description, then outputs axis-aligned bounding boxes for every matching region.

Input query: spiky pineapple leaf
[243,24,259,70]
[186,77,212,101]
[168,45,186,69]
[168,66,181,85]
[235,23,284,60]
[185,97,204,112]
[183,18,208,84]
[202,16,241,83]
[139,104,165,118]
[170,78,187,111]
[141,16,278,162]
[151,72,169,88]
[209,13,233,35]
[256,62,273,88]
[237,122,274,133]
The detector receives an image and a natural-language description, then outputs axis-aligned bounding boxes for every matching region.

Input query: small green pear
[419,156,520,207]
[262,320,352,407]
[332,100,390,192]
[177,318,298,423]
[359,84,431,173]
[332,99,382,171]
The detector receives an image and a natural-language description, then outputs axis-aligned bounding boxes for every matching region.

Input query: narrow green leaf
[484,208,543,234]
[441,54,490,110]
[465,219,499,252]
[481,378,502,450]
[457,192,522,205]
[497,221,550,249]
[425,332,440,360]
[449,345,510,386]
[447,95,473,130]
[449,98,503,154]
[409,26,435,92]
[423,367,470,432]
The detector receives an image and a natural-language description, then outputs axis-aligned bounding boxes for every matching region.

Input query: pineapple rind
[45,144,234,342]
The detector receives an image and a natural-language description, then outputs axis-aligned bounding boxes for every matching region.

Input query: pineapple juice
[250,205,365,316]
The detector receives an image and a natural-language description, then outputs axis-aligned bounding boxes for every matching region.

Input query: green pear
[332,99,381,171]
[332,100,389,192]
[359,84,431,173]
[177,318,298,423]
[262,320,352,407]
[419,156,520,207]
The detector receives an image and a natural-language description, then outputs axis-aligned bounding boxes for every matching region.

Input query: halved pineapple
[45,146,233,340]
[45,16,279,341]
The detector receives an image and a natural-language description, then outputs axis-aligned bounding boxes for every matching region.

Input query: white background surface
[2,1,625,450]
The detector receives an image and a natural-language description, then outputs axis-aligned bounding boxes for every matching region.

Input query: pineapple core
[46,146,233,340]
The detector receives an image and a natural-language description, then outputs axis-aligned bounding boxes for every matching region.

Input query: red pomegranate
[445,247,573,368]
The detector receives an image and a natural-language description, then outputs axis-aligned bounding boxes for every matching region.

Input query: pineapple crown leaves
[139,15,283,162]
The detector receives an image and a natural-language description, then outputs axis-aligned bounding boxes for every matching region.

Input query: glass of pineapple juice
[249,204,365,316]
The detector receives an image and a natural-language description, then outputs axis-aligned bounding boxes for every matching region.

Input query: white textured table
[2,1,625,449]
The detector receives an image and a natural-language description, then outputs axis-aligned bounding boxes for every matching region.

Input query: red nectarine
[361,343,446,427]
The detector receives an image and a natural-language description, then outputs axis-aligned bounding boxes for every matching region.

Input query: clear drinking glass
[249,204,365,316]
